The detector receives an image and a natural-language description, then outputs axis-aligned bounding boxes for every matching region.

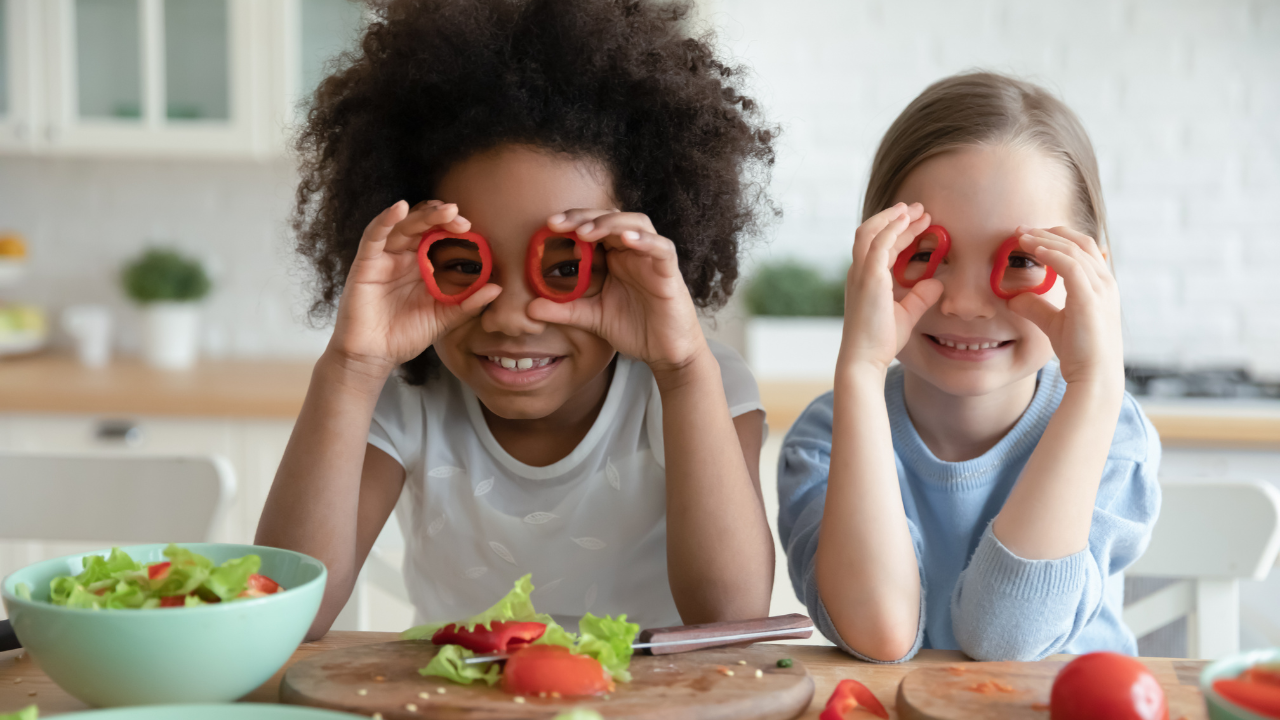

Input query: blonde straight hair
[863,72,1109,254]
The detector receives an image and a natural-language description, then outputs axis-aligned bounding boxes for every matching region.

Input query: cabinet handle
[96,419,143,446]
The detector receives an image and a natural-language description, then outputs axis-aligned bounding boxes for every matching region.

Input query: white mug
[61,304,113,368]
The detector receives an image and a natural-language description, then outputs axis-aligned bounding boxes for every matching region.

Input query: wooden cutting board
[281,641,814,720]
[896,658,1209,720]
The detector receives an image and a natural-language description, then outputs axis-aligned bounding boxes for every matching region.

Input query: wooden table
[0,632,1209,718]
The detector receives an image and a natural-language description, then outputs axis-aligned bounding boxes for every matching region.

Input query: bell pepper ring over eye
[892,225,951,288]
[418,230,494,305]
[989,234,1058,300]
[526,227,595,303]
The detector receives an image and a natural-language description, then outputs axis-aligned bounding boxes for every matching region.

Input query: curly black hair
[293,0,777,384]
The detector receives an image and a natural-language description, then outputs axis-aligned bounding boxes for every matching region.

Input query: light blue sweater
[777,361,1162,662]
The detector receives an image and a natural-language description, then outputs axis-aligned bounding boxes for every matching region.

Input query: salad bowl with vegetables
[0,543,325,708]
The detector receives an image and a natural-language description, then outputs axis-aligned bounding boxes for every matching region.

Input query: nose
[935,263,997,321]
[479,266,546,337]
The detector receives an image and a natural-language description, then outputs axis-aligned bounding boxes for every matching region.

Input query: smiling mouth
[482,355,562,372]
[926,335,1014,351]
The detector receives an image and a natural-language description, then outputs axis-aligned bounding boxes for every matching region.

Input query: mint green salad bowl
[0,543,326,708]
[1201,648,1280,720]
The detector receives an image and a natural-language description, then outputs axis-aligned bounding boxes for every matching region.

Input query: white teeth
[517,358,533,370]
[935,337,1003,350]
[500,357,516,369]
[490,356,555,371]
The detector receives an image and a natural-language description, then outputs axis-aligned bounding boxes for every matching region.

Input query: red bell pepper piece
[239,573,283,599]
[418,230,494,305]
[1214,678,1280,718]
[525,227,594,303]
[147,561,171,581]
[159,595,186,608]
[430,620,547,654]
[819,679,888,720]
[892,225,950,288]
[989,234,1057,300]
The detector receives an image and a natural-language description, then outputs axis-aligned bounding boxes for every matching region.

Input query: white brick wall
[0,0,1274,372]
[712,0,1280,375]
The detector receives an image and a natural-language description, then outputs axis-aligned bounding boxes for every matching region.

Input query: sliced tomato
[238,573,283,599]
[501,645,613,697]
[1240,666,1280,688]
[159,595,187,608]
[1050,652,1168,720]
[819,679,888,720]
[1215,678,1280,718]
[147,562,171,580]
[431,620,546,654]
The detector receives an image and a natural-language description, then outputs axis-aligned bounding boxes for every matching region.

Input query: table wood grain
[0,632,1209,718]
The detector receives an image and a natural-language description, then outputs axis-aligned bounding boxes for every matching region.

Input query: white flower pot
[745,316,845,381]
[141,302,201,370]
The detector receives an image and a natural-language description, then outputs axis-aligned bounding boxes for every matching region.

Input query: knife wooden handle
[636,613,814,655]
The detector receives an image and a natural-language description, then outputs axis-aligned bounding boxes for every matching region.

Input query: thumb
[1007,292,1059,333]
[526,295,603,332]
[898,278,943,324]
[435,283,502,328]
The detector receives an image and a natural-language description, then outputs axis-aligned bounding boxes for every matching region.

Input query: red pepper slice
[989,234,1057,300]
[417,230,493,305]
[430,620,547,654]
[159,595,186,608]
[525,227,594,303]
[239,573,283,599]
[1214,678,1280,718]
[501,644,614,697]
[892,225,950,288]
[147,561,171,581]
[819,679,888,720]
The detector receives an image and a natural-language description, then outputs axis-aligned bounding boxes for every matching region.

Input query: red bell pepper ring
[417,230,493,305]
[989,233,1057,300]
[819,679,888,720]
[1214,678,1280,717]
[891,224,950,289]
[525,227,594,303]
[147,561,171,581]
[430,620,547,654]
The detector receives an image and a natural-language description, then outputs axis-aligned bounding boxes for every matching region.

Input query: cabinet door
[40,0,264,157]
[0,0,45,151]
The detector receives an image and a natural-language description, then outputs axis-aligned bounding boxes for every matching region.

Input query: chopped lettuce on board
[407,574,641,683]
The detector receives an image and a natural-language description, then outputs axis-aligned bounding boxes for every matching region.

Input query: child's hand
[327,200,501,377]
[839,202,941,374]
[1007,226,1124,389]
[526,209,705,375]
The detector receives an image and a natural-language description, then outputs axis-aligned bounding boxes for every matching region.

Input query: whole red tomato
[501,645,614,697]
[1051,652,1168,720]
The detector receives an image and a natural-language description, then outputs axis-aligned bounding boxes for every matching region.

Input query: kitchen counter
[0,632,1210,718]
[0,353,315,419]
[759,380,1280,447]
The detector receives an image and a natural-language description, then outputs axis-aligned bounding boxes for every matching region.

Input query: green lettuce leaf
[77,548,141,584]
[575,613,640,682]
[418,644,502,686]
[14,583,31,601]
[402,573,552,640]
[0,705,38,720]
[204,555,261,601]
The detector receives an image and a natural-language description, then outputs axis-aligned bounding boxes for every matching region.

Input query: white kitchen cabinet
[0,0,365,158]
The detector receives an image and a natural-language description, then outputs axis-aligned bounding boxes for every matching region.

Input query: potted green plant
[742,259,845,381]
[121,248,211,370]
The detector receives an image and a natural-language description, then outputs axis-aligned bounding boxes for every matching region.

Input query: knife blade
[462,613,813,664]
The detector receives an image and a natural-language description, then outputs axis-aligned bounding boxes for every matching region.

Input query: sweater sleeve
[777,393,928,663]
[950,395,1162,661]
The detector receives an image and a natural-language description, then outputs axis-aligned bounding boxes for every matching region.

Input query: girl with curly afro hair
[257,0,779,639]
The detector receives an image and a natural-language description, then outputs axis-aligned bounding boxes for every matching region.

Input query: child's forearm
[655,345,773,624]
[993,378,1124,560]
[255,350,393,629]
[817,364,921,661]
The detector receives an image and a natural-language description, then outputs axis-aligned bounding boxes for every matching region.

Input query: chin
[472,391,563,420]
[898,344,1045,399]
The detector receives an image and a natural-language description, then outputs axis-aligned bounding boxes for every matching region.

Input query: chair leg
[1190,578,1240,660]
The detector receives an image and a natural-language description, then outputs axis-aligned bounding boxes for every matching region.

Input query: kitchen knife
[463,613,814,663]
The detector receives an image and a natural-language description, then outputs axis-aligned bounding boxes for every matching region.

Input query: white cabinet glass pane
[76,0,142,120]
[164,0,228,120]
[0,0,8,116]
[300,0,364,108]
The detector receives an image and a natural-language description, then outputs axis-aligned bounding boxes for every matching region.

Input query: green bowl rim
[0,542,327,617]
[1199,647,1280,720]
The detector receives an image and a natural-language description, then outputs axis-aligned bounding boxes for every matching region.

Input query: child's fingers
[454,283,503,316]
[567,211,658,242]
[1044,225,1107,265]
[853,203,923,264]
[356,201,410,261]
[1020,232,1102,291]
[1006,291,1061,333]
[615,231,681,278]
[899,277,943,323]
[862,214,915,272]
[1033,245,1096,301]
[1021,227,1107,276]
[547,208,621,235]
[525,294,604,332]
[386,203,472,253]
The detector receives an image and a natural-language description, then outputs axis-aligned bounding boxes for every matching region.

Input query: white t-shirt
[367,339,764,631]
